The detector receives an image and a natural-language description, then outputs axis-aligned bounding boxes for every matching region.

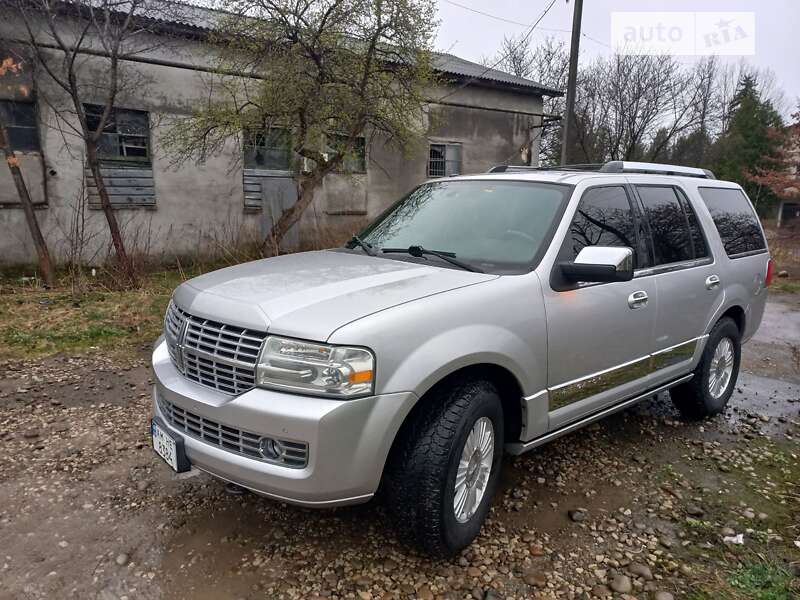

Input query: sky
[434,0,800,116]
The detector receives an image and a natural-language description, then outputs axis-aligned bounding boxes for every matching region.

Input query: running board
[505,374,694,456]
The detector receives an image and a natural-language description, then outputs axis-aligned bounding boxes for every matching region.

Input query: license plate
[152,419,179,471]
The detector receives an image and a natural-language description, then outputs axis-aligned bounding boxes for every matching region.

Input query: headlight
[256,336,375,398]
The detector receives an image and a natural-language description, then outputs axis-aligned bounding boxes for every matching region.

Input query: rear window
[698,187,767,257]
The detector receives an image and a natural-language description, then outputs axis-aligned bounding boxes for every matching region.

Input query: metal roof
[433,52,562,97]
[149,1,561,97]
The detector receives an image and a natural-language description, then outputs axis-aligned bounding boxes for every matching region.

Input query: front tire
[671,317,741,419]
[386,378,504,557]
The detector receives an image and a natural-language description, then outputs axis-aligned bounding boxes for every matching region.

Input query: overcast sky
[434,0,800,116]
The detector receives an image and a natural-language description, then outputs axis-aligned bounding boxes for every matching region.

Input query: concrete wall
[0,23,544,265]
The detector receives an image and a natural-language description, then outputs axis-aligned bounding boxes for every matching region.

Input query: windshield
[359,180,572,273]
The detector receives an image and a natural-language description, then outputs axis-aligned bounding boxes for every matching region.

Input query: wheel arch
[719,304,745,335]
[379,362,525,489]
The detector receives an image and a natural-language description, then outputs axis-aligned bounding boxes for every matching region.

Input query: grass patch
[772,280,800,294]
[729,561,797,600]
[0,270,191,360]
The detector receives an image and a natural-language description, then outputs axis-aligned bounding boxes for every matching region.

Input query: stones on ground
[523,568,548,587]
[654,592,675,600]
[777,270,789,277]
[743,508,756,519]
[416,586,433,600]
[685,504,704,517]
[591,584,612,598]
[529,544,546,556]
[569,508,588,522]
[609,574,632,593]
[115,553,129,566]
[628,562,653,580]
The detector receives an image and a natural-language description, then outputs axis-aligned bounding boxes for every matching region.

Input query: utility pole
[560,0,583,165]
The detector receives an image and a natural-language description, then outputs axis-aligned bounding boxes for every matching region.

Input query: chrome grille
[158,397,308,468]
[164,302,267,395]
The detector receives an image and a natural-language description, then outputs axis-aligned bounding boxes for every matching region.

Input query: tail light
[765,258,774,287]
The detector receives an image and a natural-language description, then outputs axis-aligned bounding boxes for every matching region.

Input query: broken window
[428,143,461,178]
[0,100,40,152]
[84,105,150,162]
[243,127,292,171]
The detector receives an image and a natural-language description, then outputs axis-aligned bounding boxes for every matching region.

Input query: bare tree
[492,34,535,80]
[0,47,55,285]
[7,0,173,285]
[165,0,436,254]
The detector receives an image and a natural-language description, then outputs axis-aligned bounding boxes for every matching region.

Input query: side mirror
[559,246,634,283]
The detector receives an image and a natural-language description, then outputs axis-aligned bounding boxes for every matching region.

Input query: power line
[435,0,559,102]
[441,0,610,48]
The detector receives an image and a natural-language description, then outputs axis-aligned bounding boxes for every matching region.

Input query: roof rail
[488,161,716,179]
[600,161,715,179]
[488,163,606,173]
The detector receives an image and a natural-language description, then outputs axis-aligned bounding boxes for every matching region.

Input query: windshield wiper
[345,235,377,256]
[381,245,484,273]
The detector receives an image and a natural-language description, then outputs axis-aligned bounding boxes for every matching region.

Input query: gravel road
[1,297,798,600]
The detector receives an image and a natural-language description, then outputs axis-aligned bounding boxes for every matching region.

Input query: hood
[172,250,497,341]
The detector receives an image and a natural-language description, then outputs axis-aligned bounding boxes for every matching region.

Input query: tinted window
[361,180,570,271]
[637,186,694,265]
[698,187,766,256]
[676,189,709,259]
[567,186,638,261]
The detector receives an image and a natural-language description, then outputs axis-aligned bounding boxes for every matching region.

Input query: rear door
[631,183,722,383]
[543,183,657,428]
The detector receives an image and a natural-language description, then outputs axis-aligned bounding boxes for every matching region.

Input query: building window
[0,100,40,152]
[84,104,150,162]
[327,134,366,173]
[243,127,292,171]
[428,143,461,177]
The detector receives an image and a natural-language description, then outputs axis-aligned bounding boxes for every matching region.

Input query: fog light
[258,437,281,460]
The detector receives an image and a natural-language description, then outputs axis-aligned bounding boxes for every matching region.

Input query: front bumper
[151,338,417,507]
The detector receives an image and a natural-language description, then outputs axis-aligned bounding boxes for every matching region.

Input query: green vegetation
[0,270,186,360]
[729,561,796,600]
[772,279,800,294]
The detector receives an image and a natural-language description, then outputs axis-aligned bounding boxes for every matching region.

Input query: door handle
[705,274,721,290]
[627,290,649,309]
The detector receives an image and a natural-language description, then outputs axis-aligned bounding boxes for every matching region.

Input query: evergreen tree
[713,75,786,214]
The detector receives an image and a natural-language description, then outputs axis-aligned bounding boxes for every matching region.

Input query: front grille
[165,302,267,395]
[158,396,309,468]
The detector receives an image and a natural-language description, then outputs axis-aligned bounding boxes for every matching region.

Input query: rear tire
[671,317,741,419]
[386,378,504,557]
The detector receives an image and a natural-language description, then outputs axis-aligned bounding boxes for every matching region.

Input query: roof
[147,1,561,97]
[433,53,562,97]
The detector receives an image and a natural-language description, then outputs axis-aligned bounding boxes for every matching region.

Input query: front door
[543,184,657,429]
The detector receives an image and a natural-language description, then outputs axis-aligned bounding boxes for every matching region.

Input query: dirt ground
[1,297,798,600]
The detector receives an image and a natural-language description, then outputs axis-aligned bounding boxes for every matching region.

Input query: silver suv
[151,161,773,555]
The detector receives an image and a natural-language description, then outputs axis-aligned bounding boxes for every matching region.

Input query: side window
[676,189,709,259]
[567,186,640,263]
[636,186,694,265]
[698,187,767,257]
